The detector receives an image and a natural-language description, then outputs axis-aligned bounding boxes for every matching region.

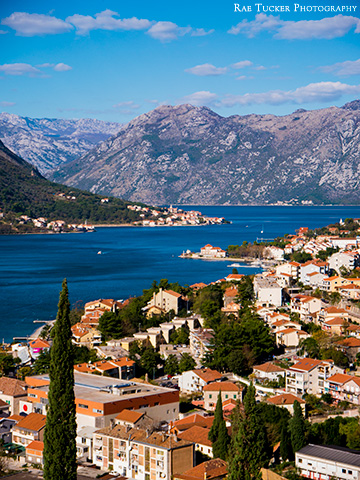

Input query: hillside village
[3,218,360,479]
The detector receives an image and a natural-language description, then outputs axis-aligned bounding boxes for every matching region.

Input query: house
[329,252,359,274]
[115,409,146,428]
[266,393,306,414]
[144,288,184,316]
[252,362,285,382]
[276,328,309,348]
[28,338,50,360]
[336,337,360,362]
[254,277,282,307]
[200,244,227,258]
[12,412,46,447]
[171,413,214,434]
[71,323,102,348]
[322,317,350,335]
[93,425,194,478]
[324,373,360,404]
[286,358,343,396]
[296,444,360,480]
[84,299,123,313]
[290,295,322,322]
[336,284,360,301]
[178,368,222,393]
[221,302,241,317]
[203,382,242,411]
[323,276,350,292]
[0,377,27,414]
[174,458,228,480]
[25,440,44,465]
[74,358,135,379]
[275,262,300,280]
[225,274,244,282]
[177,425,213,458]
[299,260,329,285]
[223,287,238,307]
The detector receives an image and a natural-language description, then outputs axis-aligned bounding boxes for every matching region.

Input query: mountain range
[48,101,360,205]
[0,113,121,175]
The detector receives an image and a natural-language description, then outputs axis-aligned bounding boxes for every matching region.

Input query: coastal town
[0,204,226,234]
[3,218,360,479]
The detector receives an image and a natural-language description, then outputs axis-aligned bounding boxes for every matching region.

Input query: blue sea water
[1,205,360,342]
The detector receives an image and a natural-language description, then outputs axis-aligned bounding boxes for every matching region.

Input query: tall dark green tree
[229,384,271,480]
[280,421,293,461]
[43,279,77,480]
[208,391,230,460]
[289,400,307,453]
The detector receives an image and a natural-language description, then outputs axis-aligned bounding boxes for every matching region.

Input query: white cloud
[0,63,41,76]
[180,91,218,106]
[254,65,266,71]
[38,62,72,71]
[185,63,227,76]
[229,14,360,40]
[191,28,214,37]
[231,60,253,69]
[66,9,152,35]
[53,63,72,72]
[221,81,360,107]
[0,101,15,107]
[113,101,140,114]
[147,21,191,41]
[320,58,360,76]
[1,12,73,36]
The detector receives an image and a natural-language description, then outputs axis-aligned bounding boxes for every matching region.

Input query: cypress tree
[43,279,77,480]
[208,390,231,460]
[289,400,307,453]
[280,421,294,462]
[229,384,271,480]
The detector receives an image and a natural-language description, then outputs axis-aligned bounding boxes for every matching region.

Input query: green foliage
[43,279,77,480]
[208,392,231,460]
[280,422,293,461]
[289,401,307,453]
[178,353,196,373]
[229,384,271,480]
[299,337,320,359]
[72,346,98,365]
[32,350,51,375]
[291,251,313,263]
[139,346,161,377]
[99,311,123,340]
[164,355,179,376]
[170,325,189,345]
[316,247,338,261]
[206,310,275,375]
[320,347,349,368]
[0,354,19,376]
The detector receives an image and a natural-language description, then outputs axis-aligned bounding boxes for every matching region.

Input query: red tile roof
[266,393,305,406]
[115,409,144,424]
[290,358,322,372]
[253,362,285,374]
[203,381,241,392]
[26,440,44,452]
[15,413,46,432]
[175,459,227,480]
[0,377,27,397]
[177,425,212,447]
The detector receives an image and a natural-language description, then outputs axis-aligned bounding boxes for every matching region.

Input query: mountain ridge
[49,100,360,205]
[0,113,122,175]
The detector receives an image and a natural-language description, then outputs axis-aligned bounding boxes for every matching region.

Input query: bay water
[1,205,360,342]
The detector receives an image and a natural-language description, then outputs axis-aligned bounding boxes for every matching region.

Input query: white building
[254,277,282,307]
[329,252,359,274]
[178,368,222,393]
[296,444,360,480]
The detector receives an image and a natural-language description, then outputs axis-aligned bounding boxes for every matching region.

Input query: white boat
[97,251,102,255]
[228,263,241,267]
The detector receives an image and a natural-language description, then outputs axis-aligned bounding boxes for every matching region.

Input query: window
[225,394,228,399]
[29,393,36,398]
[348,471,352,475]
[78,404,88,409]
[342,470,346,474]
[298,459,303,463]
[233,395,237,399]
[93,408,103,414]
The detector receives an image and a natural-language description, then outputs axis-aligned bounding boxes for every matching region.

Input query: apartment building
[286,358,343,396]
[23,373,180,429]
[178,368,222,393]
[93,425,194,478]
[254,277,282,307]
[12,412,46,447]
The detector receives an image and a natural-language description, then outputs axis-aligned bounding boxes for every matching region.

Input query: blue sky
[0,0,359,122]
